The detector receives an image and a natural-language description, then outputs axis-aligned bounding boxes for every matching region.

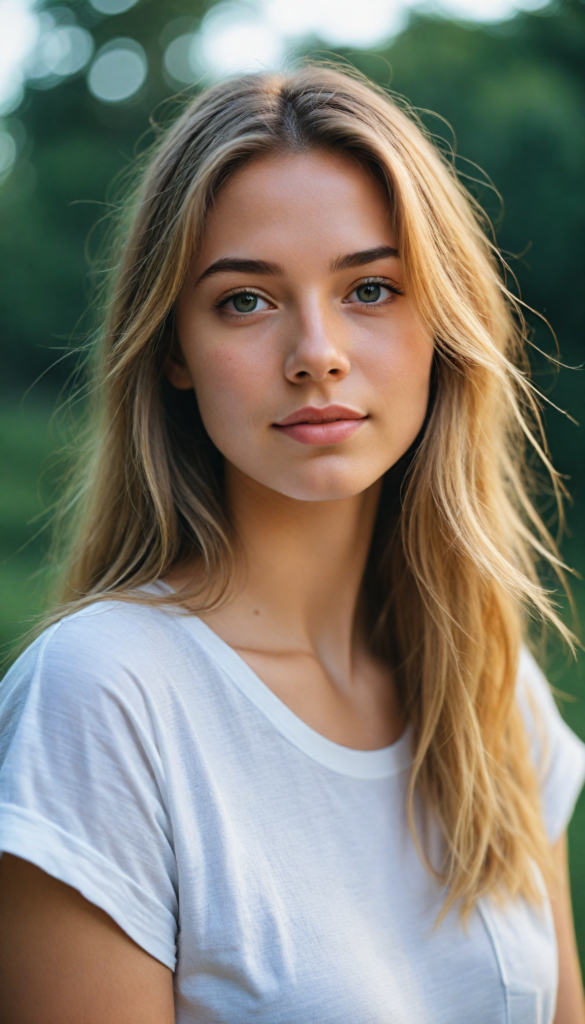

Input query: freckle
[253,609,260,616]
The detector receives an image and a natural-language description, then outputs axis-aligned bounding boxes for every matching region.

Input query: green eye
[232,292,259,313]
[356,283,382,303]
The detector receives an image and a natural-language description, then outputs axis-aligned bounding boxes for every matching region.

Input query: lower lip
[273,419,366,445]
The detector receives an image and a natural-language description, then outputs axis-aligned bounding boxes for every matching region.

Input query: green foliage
[0,402,57,653]
[0,0,214,387]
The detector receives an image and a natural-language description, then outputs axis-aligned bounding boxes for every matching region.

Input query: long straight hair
[43,64,571,918]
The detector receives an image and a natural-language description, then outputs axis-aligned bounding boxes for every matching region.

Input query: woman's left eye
[348,281,399,305]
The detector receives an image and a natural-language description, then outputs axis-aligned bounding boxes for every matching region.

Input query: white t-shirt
[0,596,584,1024]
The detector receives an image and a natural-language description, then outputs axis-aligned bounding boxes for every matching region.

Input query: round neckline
[153,582,412,780]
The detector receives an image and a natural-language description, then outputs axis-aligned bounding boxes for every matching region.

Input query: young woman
[0,65,584,1024]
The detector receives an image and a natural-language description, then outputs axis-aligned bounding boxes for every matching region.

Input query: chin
[268,464,377,503]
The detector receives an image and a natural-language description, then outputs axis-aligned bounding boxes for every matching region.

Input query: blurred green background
[1,0,584,970]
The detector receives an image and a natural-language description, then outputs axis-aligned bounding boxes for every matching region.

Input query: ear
[163,348,194,391]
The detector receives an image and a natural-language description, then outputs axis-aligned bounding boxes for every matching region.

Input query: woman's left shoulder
[517,645,585,843]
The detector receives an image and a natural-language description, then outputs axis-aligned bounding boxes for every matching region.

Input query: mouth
[272,405,368,446]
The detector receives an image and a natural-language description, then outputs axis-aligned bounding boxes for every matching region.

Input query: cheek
[362,319,434,427]
[187,340,276,444]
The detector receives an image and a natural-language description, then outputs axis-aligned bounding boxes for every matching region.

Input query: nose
[283,301,351,384]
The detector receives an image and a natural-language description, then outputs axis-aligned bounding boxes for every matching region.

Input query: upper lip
[274,405,367,427]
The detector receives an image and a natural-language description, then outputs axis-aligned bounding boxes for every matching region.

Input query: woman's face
[171,150,433,501]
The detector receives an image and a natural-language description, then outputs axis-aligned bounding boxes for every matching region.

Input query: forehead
[195,150,395,269]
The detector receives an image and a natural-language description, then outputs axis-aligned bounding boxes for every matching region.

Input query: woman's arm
[1,838,581,1023]
[551,833,585,1024]
[0,853,175,1024]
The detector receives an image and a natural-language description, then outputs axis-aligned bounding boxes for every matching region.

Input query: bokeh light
[193,3,285,79]
[163,32,198,86]
[0,128,17,181]
[87,38,147,103]
[0,0,39,113]
[264,0,408,48]
[88,0,140,14]
[26,24,94,82]
[424,0,549,17]
[0,0,557,112]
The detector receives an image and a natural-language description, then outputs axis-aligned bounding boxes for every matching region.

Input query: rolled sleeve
[0,613,179,968]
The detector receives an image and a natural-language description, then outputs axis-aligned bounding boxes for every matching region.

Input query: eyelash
[345,277,403,304]
[214,288,268,319]
[214,276,403,318]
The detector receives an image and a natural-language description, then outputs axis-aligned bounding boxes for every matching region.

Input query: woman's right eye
[221,292,270,315]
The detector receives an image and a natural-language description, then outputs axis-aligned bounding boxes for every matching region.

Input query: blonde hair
[45,64,572,918]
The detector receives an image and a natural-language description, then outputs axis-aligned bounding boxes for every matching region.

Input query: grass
[1,396,585,969]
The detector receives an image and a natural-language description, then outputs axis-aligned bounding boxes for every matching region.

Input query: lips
[273,405,367,446]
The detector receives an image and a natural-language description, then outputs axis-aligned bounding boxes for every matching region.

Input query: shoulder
[516,645,560,752]
[517,644,585,843]
[49,596,185,663]
[0,599,207,758]
[4,600,172,689]
[517,645,558,717]
[4,597,206,687]
[516,644,581,755]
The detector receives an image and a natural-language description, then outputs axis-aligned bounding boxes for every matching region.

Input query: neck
[210,464,380,663]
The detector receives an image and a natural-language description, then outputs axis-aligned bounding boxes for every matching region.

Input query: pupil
[358,283,381,303]
[233,293,258,313]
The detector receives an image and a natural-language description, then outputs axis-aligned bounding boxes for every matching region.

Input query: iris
[233,292,259,313]
[356,283,382,303]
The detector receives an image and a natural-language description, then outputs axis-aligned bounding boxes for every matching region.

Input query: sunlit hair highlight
[43,63,573,918]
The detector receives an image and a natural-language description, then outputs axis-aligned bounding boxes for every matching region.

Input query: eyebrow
[196,257,284,283]
[195,245,400,285]
[330,245,399,272]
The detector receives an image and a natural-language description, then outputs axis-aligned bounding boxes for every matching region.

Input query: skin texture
[0,151,582,1021]
[0,853,175,1024]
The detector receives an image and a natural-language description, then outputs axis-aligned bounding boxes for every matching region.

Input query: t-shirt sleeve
[518,645,585,844]
[0,614,178,970]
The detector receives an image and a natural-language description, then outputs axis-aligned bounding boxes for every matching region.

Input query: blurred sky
[0,0,552,114]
